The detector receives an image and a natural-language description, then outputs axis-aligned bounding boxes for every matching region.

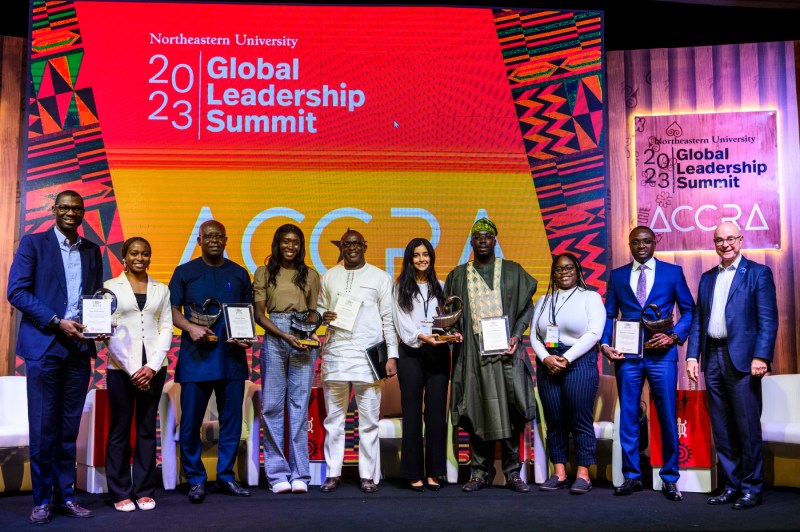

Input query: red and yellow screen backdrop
[23,0,607,462]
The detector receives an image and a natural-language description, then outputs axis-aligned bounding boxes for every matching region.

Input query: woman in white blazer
[104,237,173,512]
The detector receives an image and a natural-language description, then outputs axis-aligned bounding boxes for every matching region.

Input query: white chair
[0,376,31,492]
[533,373,622,485]
[761,374,800,487]
[158,380,261,489]
[75,388,112,493]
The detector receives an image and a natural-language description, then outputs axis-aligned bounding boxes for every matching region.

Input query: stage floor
[1,478,798,531]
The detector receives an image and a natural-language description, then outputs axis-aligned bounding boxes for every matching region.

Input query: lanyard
[420,287,433,318]
[549,287,578,325]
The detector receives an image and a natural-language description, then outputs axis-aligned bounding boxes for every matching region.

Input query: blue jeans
[260,313,317,487]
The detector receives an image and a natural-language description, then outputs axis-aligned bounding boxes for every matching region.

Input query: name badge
[545,325,560,348]
[420,320,433,336]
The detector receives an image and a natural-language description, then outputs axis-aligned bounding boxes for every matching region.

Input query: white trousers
[322,380,382,482]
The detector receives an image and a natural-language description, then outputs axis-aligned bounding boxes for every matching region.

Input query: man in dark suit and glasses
[7,190,105,524]
[687,221,778,510]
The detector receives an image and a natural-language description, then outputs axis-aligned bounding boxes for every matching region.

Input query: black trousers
[105,367,167,502]
[397,342,451,480]
[469,432,522,481]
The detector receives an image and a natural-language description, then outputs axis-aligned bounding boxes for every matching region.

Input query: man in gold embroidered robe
[444,218,537,493]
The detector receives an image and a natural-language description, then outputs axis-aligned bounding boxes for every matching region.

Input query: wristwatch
[50,316,61,329]
[669,332,681,345]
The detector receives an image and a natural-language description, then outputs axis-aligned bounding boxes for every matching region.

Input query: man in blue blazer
[601,226,695,501]
[687,222,778,510]
[7,190,104,524]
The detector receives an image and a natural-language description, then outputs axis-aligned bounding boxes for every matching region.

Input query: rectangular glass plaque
[613,319,643,358]
[223,303,257,341]
[81,295,113,338]
[479,315,510,355]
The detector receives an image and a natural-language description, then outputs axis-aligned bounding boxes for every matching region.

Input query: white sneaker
[114,500,136,512]
[291,480,308,493]
[136,497,156,511]
[271,481,292,494]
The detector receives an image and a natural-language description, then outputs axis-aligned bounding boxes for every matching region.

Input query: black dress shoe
[425,482,442,492]
[360,478,378,493]
[53,501,93,518]
[707,488,739,505]
[505,474,531,493]
[409,481,426,492]
[320,476,341,492]
[215,480,251,497]
[614,478,644,496]
[29,505,51,524]
[462,477,486,492]
[661,481,682,502]
[733,493,762,510]
[188,483,206,504]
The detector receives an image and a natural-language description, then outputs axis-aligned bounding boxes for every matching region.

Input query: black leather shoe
[188,483,206,504]
[462,477,486,492]
[29,505,51,524]
[505,474,531,493]
[733,493,762,510]
[707,488,740,505]
[409,481,425,492]
[614,478,644,496]
[425,481,442,492]
[360,478,378,493]
[215,480,251,497]
[661,481,683,501]
[53,501,93,518]
[320,476,341,492]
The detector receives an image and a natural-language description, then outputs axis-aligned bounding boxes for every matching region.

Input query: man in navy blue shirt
[169,220,253,503]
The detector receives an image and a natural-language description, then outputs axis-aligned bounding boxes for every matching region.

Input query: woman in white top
[531,252,605,495]
[104,237,173,512]
[392,238,451,492]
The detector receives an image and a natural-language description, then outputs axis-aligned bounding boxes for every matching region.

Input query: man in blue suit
[169,219,254,503]
[601,226,695,502]
[7,190,104,524]
[687,221,778,510]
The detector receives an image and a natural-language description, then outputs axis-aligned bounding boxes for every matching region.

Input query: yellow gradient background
[110,167,552,288]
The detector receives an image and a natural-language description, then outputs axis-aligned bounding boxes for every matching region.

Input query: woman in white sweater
[104,237,173,512]
[531,252,605,495]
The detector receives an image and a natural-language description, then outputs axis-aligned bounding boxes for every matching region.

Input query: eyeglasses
[713,236,742,246]
[201,233,227,241]
[341,241,366,250]
[554,265,576,274]
[54,205,85,214]
[629,239,654,246]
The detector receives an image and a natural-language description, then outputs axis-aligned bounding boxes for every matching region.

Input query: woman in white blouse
[392,238,451,492]
[104,237,173,512]
[531,252,605,495]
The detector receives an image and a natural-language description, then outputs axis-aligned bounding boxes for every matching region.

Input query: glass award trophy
[290,309,323,348]
[187,297,223,342]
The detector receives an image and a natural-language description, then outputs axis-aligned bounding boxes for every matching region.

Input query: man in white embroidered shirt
[317,230,398,493]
